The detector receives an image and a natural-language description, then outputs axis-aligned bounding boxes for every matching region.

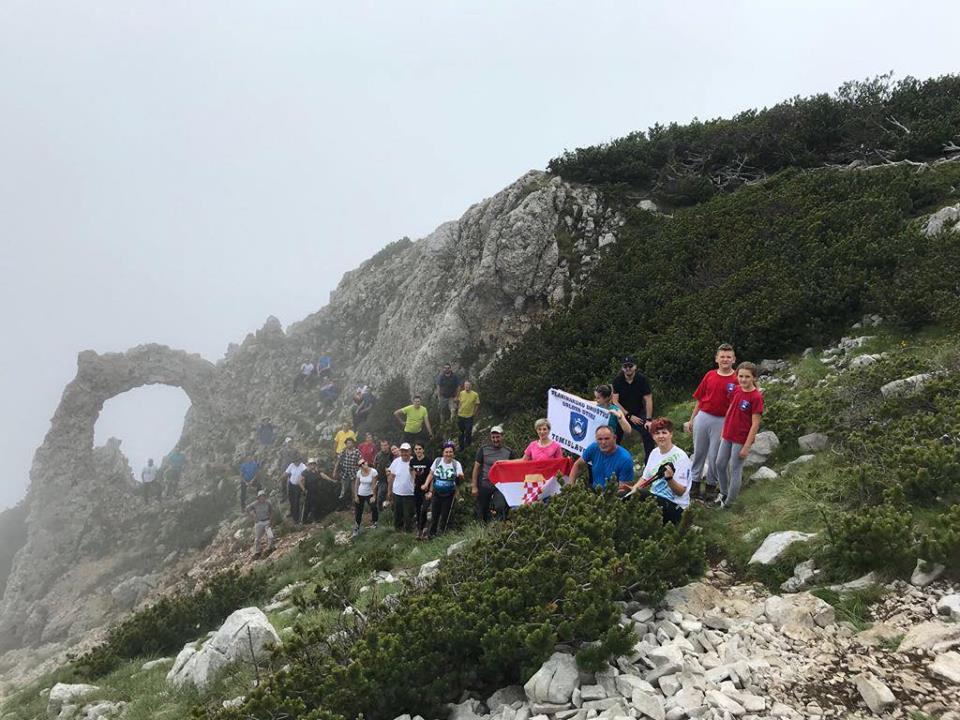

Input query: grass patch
[810,586,887,632]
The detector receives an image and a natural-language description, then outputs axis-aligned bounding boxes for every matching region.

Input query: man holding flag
[472,426,518,523]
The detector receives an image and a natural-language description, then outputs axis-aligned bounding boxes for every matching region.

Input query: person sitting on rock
[624,417,691,525]
[319,377,338,402]
[246,490,275,559]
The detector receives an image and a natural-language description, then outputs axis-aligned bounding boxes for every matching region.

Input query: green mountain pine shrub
[203,483,705,720]
[487,162,960,415]
[548,74,960,200]
[73,568,266,679]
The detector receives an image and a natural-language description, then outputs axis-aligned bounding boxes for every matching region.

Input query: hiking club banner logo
[547,388,611,455]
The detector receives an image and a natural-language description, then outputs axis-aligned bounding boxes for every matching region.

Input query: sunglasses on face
[622,363,635,369]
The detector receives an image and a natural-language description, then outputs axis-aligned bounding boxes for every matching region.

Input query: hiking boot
[703,484,720,502]
[689,482,703,500]
[352,526,360,537]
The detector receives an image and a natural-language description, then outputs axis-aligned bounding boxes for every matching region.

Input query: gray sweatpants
[253,521,274,554]
[715,439,746,504]
[690,411,725,487]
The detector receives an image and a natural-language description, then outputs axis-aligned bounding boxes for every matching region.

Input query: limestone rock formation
[0,170,622,663]
[288,170,623,396]
[166,607,279,689]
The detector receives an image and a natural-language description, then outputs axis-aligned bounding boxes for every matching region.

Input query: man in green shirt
[394,394,433,446]
[456,380,480,450]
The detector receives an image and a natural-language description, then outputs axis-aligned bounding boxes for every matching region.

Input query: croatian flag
[488,458,573,507]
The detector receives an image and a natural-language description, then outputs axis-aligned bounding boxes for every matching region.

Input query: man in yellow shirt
[394,394,433,445]
[333,422,357,455]
[456,380,480,450]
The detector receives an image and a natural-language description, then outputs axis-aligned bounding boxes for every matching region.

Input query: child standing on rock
[686,343,739,502]
[714,361,764,509]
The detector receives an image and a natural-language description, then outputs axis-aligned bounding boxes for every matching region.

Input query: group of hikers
[143,344,763,558]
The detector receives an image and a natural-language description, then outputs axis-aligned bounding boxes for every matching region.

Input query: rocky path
[440,569,959,720]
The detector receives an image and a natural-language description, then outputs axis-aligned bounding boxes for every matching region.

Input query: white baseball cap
[399,442,412,450]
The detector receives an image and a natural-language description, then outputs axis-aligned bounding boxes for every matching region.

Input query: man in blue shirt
[239,455,261,511]
[568,426,635,490]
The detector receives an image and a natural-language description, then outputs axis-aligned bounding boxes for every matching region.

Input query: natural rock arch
[0,345,221,650]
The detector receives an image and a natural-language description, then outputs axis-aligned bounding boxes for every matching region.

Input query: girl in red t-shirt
[686,343,738,500]
[714,362,764,508]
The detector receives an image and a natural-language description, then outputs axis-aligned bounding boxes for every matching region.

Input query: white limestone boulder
[524,651,580,704]
[763,593,835,629]
[166,607,280,690]
[47,684,99,719]
[749,531,817,565]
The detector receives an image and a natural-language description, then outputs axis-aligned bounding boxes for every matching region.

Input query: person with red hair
[625,417,691,524]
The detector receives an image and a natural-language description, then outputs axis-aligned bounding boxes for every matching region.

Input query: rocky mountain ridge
[0,170,628,672]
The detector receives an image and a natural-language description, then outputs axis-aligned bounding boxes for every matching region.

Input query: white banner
[547,388,611,456]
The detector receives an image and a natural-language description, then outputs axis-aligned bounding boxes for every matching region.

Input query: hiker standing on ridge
[686,343,738,502]
[334,422,357,455]
[387,443,417,532]
[456,380,480,450]
[373,439,393,513]
[394,394,433,446]
[301,458,331,523]
[141,458,159,501]
[410,443,431,537]
[246,490,275,558]
[435,363,461,423]
[611,356,655,461]
[238,455,261,512]
[423,442,464,539]
[334,437,362,501]
[294,360,315,390]
[282,455,307,522]
[472,425,518,523]
[714,361,764,509]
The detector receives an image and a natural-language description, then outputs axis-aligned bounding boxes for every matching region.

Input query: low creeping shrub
[202,483,705,720]
[73,568,266,679]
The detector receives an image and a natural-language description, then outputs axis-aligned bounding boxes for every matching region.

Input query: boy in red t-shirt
[686,343,738,501]
[714,361,763,508]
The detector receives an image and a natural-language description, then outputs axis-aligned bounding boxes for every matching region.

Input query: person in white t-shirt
[353,459,379,535]
[422,443,464,539]
[625,417,691,525]
[293,361,315,390]
[282,458,307,523]
[141,458,159,500]
[387,443,416,533]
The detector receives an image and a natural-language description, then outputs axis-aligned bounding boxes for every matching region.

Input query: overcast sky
[1,1,957,510]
